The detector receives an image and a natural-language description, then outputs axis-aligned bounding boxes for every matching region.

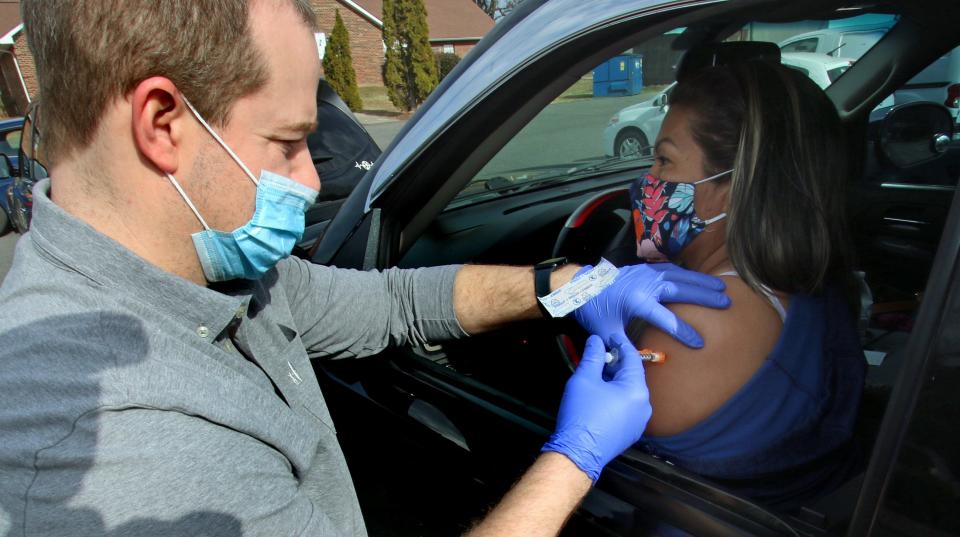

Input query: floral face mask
[630,170,731,261]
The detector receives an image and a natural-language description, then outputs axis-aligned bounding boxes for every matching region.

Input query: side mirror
[877,102,955,168]
[0,154,11,177]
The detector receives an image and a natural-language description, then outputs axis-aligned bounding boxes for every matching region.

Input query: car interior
[309,1,959,534]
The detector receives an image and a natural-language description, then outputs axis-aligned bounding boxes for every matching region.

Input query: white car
[780,25,960,119]
[604,54,854,160]
[602,82,675,158]
[780,52,854,89]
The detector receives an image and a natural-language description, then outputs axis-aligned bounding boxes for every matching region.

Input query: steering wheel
[551,187,635,370]
[552,187,633,265]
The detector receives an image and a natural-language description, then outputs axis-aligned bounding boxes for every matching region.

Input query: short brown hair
[22,0,318,164]
[670,60,853,296]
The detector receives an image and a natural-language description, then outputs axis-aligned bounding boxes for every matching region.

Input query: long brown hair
[669,60,853,296]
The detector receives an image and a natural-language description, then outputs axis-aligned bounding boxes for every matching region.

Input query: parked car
[0,117,23,235]
[603,53,855,163]
[779,23,960,121]
[7,104,46,234]
[295,0,960,535]
[0,153,15,236]
[602,82,674,158]
[0,117,23,175]
[780,52,855,89]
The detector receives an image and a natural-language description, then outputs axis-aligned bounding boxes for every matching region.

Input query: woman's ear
[129,77,187,175]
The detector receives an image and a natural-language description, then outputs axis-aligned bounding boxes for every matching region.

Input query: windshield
[445,16,896,211]
[828,64,851,82]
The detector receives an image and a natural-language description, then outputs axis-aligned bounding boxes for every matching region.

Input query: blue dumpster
[593,54,643,97]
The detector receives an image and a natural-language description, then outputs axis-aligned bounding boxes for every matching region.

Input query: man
[0,1,728,535]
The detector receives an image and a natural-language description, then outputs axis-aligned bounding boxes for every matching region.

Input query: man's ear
[130,77,188,175]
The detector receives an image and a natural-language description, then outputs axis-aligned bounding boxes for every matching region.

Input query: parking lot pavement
[356,91,661,175]
[358,115,408,151]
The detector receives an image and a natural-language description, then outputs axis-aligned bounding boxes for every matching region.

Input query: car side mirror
[0,154,11,177]
[877,102,955,168]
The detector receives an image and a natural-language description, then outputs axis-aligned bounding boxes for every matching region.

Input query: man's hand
[541,335,652,482]
[573,262,729,349]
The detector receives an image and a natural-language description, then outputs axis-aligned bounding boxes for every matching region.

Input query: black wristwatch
[534,256,568,318]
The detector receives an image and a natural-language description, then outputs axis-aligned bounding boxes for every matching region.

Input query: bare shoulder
[635,275,786,436]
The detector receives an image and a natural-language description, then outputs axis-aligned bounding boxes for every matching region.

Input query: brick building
[0,0,494,115]
[314,0,494,86]
[0,0,31,118]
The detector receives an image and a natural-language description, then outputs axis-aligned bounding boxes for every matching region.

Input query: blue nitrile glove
[572,262,729,349]
[542,334,652,483]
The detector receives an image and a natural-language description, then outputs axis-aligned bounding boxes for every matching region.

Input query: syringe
[604,347,666,365]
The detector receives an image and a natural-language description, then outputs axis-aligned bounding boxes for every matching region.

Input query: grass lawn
[358,86,403,117]
[358,76,666,116]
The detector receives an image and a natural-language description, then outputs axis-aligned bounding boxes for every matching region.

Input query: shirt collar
[29,179,249,340]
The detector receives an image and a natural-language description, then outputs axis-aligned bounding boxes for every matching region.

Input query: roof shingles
[351,0,493,40]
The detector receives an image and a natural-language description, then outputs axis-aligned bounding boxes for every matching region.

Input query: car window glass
[786,65,810,77]
[446,29,685,210]
[827,65,850,82]
[781,37,819,53]
[0,129,20,157]
[875,276,960,535]
[445,16,895,212]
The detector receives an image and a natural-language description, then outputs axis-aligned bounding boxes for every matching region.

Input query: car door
[308,1,960,535]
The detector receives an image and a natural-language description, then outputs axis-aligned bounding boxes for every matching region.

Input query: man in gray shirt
[0,1,728,536]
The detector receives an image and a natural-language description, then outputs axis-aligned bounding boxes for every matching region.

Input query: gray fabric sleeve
[279,258,469,359]
[21,407,349,537]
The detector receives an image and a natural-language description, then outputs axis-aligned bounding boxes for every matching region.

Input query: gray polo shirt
[0,180,467,536]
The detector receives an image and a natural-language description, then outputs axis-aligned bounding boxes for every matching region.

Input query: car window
[445,17,894,211]
[786,65,810,77]
[0,129,20,157]
[827,64,850,82]
[446,29,685,210]
[781,37,818,53]
[875,283,960,534]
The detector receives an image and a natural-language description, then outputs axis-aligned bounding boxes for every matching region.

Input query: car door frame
[311,0,960,535]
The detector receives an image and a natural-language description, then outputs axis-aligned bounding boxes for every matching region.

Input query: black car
[299,0,960,535]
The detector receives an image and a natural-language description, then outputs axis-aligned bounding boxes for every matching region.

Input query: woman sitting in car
[628,59,866,504]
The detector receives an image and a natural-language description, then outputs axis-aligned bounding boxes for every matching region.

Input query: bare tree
[472,0,497,18]
[474,0,524,20]
[493,0,523,20]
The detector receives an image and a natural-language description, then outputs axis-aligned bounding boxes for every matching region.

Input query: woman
[628,60,866,504]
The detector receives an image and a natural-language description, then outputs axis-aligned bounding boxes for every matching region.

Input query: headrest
[676,42,781,83]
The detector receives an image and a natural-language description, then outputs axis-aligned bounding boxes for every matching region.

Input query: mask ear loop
[693,168,733,185]
[165,172,211,231]
[180,96,260,187]
[693,168,733,228]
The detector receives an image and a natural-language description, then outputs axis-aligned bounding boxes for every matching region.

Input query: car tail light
[945,84,960,108]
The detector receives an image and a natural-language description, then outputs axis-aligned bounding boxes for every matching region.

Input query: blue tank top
[640,284,867,505]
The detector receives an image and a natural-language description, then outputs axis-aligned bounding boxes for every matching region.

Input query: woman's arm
[633,276,787,436]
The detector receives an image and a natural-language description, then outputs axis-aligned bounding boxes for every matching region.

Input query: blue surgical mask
[165,97,319,282]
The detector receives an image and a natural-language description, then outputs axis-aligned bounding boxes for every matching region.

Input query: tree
[473,0,497,18]
[382,0,439,112]
[323,10,363,111]
[493,0,523,19]
[434,52,460,81]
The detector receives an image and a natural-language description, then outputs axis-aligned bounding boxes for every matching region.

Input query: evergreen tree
[323,10,363,111]
[382,0,439,112]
